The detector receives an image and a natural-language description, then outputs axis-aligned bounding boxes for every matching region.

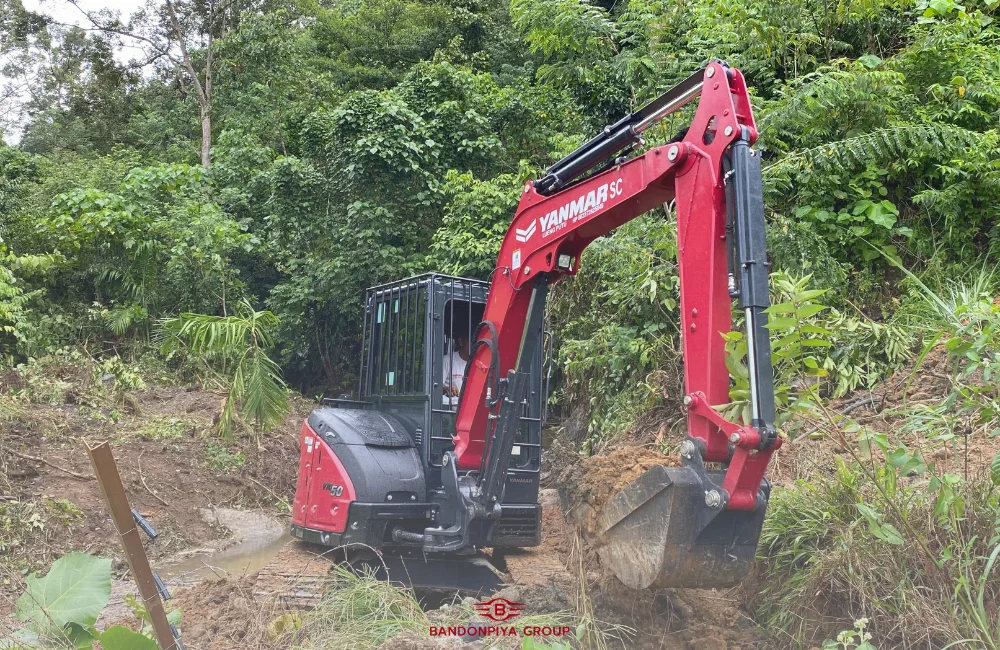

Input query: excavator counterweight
[291,61,779,592]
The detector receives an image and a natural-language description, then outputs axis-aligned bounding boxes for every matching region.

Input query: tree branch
[8,450,93,480]
[49,9,183,67]
[164,0,208,107]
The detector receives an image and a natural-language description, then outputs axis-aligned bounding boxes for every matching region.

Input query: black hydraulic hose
[459,320,501,409]
[391,528,424,545]
[533,68,706,196]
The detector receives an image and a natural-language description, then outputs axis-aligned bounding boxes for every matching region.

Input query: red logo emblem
[473,597,524,622]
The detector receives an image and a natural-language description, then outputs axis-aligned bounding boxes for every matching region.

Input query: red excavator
[291,61,781,592]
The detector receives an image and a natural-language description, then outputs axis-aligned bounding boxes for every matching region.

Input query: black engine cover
[308,408,425,505]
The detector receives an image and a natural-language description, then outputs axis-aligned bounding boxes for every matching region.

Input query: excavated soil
[170,574,284,650]
[551,442,681,541]
[578,446,682,508]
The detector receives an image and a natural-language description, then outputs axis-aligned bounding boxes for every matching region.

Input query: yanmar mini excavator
[291,61,781,592]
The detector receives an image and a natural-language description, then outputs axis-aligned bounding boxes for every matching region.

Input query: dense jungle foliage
[13,2,1000,647]
[0,0,998,443]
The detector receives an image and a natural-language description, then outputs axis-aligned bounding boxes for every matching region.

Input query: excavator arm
[457,61,778,499]
[429,62,780,588]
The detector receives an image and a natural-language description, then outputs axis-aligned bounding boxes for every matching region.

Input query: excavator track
[252,542,334,609]
[252,541,508,605]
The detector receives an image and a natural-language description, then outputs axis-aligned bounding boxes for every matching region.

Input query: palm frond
[239,347,289,432]
[159,299,288,437]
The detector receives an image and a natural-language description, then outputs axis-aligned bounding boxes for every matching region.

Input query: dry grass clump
[287,565,579,650]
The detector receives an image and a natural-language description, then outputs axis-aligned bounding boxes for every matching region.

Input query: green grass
[290,565,429,650]
[42,496,83,521]
[751,463,1000,648]
[203,441,246,472]
[136,416,193,440]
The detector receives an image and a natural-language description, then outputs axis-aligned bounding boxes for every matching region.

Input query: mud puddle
[98,507,291,627]
[159,529,292,584]
[158,507,290,585]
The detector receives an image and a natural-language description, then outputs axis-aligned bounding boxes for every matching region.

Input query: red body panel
[291,421,356,533]
[453,63,777,509]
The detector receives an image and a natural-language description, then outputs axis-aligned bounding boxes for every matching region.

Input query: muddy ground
[2,344,986,649]
[0,382,308,621]
[0,372,766,650]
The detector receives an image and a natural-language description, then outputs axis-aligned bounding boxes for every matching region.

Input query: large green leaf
[16,553,112,632]
[99,626,159,650]
[991,450,1000,486]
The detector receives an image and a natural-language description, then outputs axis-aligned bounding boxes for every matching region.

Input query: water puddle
[159,531,292,583]
[157,507,291,584]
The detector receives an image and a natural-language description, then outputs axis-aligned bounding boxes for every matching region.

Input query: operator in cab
[443,333,470,408]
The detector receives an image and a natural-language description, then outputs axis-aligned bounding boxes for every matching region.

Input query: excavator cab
[291,275,545,590]
[355,274,543,508]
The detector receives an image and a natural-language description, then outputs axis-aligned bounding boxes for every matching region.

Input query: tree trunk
[200,105,211,167]
[165,0,212,167]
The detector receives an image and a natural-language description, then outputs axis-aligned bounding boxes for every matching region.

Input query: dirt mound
[554,444,679,537]
[138,387,225,424]
[171,575,284,650]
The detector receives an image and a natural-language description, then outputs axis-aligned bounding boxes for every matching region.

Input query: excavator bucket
[596,464,769,589]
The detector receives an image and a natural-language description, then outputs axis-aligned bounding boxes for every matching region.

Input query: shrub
[3,552,180,649]
[203,441,246,473]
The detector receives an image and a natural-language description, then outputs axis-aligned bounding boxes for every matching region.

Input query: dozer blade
[597,464,769,589]
[346,549,504,596]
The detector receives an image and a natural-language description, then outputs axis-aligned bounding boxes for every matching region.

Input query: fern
[764,123,986,193]
[104,304,149,337]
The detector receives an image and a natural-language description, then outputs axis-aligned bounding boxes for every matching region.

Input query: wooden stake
[86,441,177,650]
